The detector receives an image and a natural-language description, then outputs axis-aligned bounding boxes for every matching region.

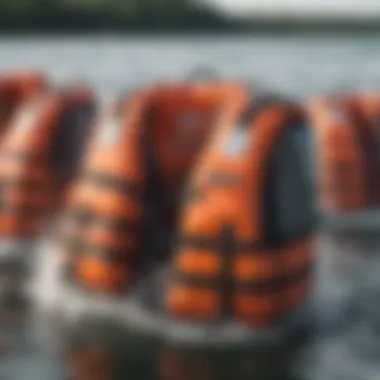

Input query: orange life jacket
[0,72,47,139]
[166,93,315,326]
[309,95,380,212]
[62,82,247,293]
[0,85,95,239]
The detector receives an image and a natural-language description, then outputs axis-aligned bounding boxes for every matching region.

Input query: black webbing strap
[83,171,143,201]
[219,224,236,318]
[175,261,312,294]
[51,99,95,187]
[64,237,134,265]
[65,207,141,235]
[141,104,170,213]
[178,233,261,253]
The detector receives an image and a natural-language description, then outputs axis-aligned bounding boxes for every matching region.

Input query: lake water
[1,35,380,380]
[1,35,380,98]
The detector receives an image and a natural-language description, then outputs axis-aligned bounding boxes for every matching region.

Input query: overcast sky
[207,0,380,17]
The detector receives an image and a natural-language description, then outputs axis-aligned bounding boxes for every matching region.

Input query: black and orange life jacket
[143,82,248,228]
[309,95,380,212]
[166,93,315,326]
[62,82,246,293]
[0,72,47,139]
[61,95,148,292]
[0,85,95,239]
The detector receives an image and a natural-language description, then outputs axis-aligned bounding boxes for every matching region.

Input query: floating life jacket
[0,85,95,239]
[309,95,380,212]
[0,72,47,139]
[62,82,246,293]
[166,94,315,326]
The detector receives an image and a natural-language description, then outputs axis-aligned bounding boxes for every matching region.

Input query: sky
[207,0,380,18]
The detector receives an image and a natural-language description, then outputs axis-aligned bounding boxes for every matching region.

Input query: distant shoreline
[1,28,380,36]
[1,0,380,35]
[1,2,380,36]
[2,20,380,35]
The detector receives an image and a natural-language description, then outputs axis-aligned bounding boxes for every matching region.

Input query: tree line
[0,0,242,32]
[1,0,380,34]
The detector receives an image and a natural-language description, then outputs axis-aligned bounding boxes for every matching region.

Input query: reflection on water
[0,219,379,378]
[61,317,308,380]
[0,291,312,380]
[15,231,377,380]
[1,35,380,98]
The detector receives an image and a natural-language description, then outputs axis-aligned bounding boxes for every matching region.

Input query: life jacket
[166,93,315,326]
[62,82,246,293]
[0,72,47,139]
[309,95,380,212]
[0,85,95,239]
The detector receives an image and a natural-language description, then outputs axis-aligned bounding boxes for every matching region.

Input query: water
[1,35,380,379]
[1,35,380,98]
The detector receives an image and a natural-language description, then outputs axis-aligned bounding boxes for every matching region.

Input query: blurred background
[2,1,380,380]
[2,0,380,97]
